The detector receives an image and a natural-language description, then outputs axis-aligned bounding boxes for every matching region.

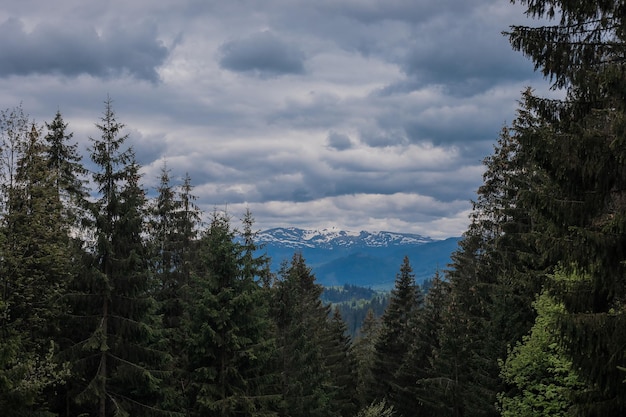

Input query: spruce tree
[271,253,335,417]
[324,308,359,417]
[178,172,202,282]
[147,165,201,412]
[44,109,88,227]
[65,97,167,417]
[421,123,543,417]
[0,121,71,415]
[187,210,277,417]
[367,256,422,417]
[506,1,626,413]
[353,309,380,408]
[404,271,449,417]
[427,233,500,417]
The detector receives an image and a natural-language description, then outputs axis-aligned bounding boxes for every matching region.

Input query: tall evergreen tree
[353,309,380,408]
[506,1,626,413]
[0,121,72,415]
[147,165,202,412]
[427,232,499,417]
[271,253,335,417]
[324,308,359,417]
[420,123,544,417]
[474,126,542,348]
[403,271,449,417]
[187,210,277,417]
[367,256,422,417]
[7,124,70,344]
[44,109,88,227]
[64,98,167,417]
[178,172,202,282]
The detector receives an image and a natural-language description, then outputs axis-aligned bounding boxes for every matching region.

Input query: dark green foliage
[271,253,337,417]
[366,256,422,417]
[505,1,626,414]
[352,309,380,408]
[44,110,88,227]
[0,114,72,416]
[416,123,544,417]
[322,284,377,303]
[425,236,499,417]
[403,271,449,417]
[186,210,278,417]
[324,308,359,417]
[147,166,202,412]
[63,97,168,417]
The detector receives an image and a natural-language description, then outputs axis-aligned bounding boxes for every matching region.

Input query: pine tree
[353,309,380,408]
[187,210,278,417]
[271,253,335,417]
[418,123,545,417]
[324,308,359,417]
[404,271,449,417]
[240,208,272,288]
[65,97,167,417]
[474,126,542,348]
[44,109,88,227]
[0,120,71,415]
[147,165,202,412]
[178,173,202,282]
[367,256,422,417]
[506,1,626,413]
[426,232,500,417]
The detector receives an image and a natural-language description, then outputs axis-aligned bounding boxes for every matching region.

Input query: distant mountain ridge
[256,227,433,249]
[255,227,460,290]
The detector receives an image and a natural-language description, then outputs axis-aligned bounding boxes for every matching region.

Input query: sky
[0,0,552,239]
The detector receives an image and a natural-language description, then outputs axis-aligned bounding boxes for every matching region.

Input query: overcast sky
[0,0,551,239]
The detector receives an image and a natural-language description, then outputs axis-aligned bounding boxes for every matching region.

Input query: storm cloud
[0,18,169,82]
[219,31,306,77]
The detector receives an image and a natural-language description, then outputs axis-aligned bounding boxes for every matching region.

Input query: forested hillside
[2,1,626,416]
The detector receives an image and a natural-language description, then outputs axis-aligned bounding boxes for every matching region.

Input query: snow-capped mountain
[255,227,459,289]
[256,227,432,249]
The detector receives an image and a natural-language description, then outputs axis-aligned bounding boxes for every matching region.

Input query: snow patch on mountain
[256,227,433,249]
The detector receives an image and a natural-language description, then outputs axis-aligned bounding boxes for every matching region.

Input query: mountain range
[255,227,461,290]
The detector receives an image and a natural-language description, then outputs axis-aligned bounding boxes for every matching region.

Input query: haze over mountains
[256,227,461,289]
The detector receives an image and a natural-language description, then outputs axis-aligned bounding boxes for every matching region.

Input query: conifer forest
[2,1,626,416]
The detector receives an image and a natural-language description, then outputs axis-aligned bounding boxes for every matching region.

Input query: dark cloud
[358,128,409,148]
[218,31,306,77]
[326,131,352,150]
[398,14,538,96]
[0,18,169,82]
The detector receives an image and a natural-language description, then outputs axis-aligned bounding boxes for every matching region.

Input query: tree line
[3,0,626,415]
[0,97,359,417]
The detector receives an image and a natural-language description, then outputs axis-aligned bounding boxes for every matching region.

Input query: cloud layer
[0,18,168,82]
[219,31,306,77]
[0,0,549,238]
